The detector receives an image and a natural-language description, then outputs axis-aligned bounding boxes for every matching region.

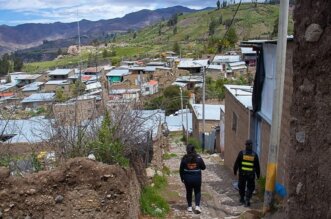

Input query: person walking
[180,144,206,213]
[233,139,260,207]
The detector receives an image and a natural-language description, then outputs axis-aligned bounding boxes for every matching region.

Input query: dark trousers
[238,173,255,201]
[184,176,201,207]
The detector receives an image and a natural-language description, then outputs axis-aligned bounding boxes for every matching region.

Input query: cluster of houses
[3,44,283,181]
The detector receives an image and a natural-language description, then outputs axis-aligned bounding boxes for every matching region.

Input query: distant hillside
[118,3,294,54]
[0,6,196,54]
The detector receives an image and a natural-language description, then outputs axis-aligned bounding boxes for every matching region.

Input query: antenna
[77,9,82,82]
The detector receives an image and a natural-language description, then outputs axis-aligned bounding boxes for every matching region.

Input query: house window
[145,87,150,92]
[232,112,237,132]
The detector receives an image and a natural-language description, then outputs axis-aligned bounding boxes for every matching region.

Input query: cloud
[0,0,258,25]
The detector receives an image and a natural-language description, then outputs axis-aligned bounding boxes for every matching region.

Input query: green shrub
[92,112,129,167]
[188,137,202,153]
[153,175,168,190]
[140,186,170,218]
[162,153,177,160]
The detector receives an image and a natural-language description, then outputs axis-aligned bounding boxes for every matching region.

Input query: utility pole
[263,0,289,213]
[180,87,184,128]
[202,65,206,152]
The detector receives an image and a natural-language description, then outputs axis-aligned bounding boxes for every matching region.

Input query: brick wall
[224,89,250,169]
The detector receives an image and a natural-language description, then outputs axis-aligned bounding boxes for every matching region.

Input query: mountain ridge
[0,5,197,54]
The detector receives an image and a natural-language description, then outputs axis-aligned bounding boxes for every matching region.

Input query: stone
[156,170,163,176]
[0,210,2,219]
[27,188,37,195]
[106,194,112,199]
[55,195,64,204]
[305,23,323,42]
[87,154,96,160]
[154,208,162,214]
[296,182,303,195]
[146,167,155,178]
[0,167,10,180]
[25,216,32,219]
[296,131,305,143]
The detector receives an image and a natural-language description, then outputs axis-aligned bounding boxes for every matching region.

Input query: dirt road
[163,136,263,219]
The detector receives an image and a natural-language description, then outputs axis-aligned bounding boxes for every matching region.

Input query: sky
[0,0,257,26]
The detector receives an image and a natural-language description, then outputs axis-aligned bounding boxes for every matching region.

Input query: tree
[225,27,238,47]
[55,87,68,102]
[209,18,218,36]
[167,14,178,27]
[173,26,177,35]
[13,57,23,72]
[133,32,137,39]
[102,49,109,58]
[173,41,180,55]
[222,0,228,8]
[0,54,11,76]
[218,15,223,24]
[57,48,63,55]
[217,0,221,10]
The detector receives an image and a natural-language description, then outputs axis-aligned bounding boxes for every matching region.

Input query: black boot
[239,197,245,205]
[244,199,250,207]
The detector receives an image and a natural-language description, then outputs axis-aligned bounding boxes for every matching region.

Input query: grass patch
[162,153,177,160]
[162,166,171,176]
[140,175,170,218]
[257,176,266,199]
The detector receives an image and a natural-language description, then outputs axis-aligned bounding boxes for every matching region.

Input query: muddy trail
[163,136,263,219]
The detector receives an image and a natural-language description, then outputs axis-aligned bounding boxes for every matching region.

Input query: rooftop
[191,104,225,121]
[12,74,41,81]
[0,116,52,143]
[224,84,253,109]
[85,82,102,91]
[240,47,257,54]
[178,59,209,68]
[213,55,241,63]
[106,69,130,77]
[45,80,69,85]
[21,93,55,103]
[48,69,73,76]
[22,82,44,92]
[148,80,158,86]
[0,83,16,92]
[166,113,192,133]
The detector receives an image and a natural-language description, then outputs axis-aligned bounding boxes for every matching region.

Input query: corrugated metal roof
[178,59,209,68]
[191,104,225,121]
[0,83,16,92]
[45,80,69,85]
[48,69,72,76]
[85,82,102,91]
[21,93,55,103]
[106,69,130,76]
[224,84,253,109]
[240,47,257,54]
[166,113,192,132]
[213,55,240,63]
[22,82,44,92]
[0,116,52,143]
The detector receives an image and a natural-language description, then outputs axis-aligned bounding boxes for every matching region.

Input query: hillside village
[0,1,330,219]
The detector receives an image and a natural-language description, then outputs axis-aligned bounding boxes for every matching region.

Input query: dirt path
[163,136,263,219]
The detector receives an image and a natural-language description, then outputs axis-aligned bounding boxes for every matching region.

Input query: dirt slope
[0,158,141,219]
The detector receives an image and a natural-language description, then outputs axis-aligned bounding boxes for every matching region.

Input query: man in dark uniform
[233,139,260,207]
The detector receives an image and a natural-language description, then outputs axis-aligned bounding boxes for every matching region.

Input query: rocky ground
[163,135,263,219]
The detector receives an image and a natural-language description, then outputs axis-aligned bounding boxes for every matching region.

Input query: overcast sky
[0,0,258,26]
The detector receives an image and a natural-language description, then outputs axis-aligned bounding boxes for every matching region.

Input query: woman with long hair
[179,144,206,214]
